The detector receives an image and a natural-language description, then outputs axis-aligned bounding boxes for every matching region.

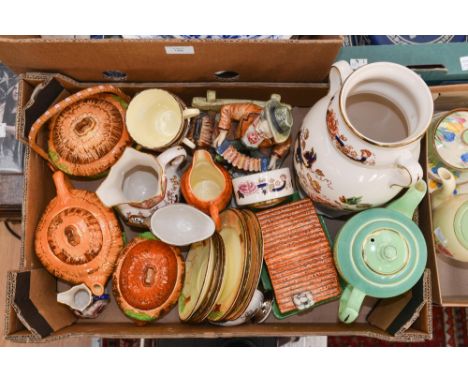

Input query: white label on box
[165,46,195,55]
[350,58,368,69]
[460,56,468,71]
[0,123,6,138]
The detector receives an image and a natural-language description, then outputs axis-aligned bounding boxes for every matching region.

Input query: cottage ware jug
[35,171,124,296]
[431,168,468,262]
[181,150,233,230]
[294,61,433,213]
[29,85,132,177]
[96,146,187,227]
[334,180,428,324]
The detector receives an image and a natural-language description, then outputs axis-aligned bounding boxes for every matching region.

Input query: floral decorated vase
[294,61,433,213]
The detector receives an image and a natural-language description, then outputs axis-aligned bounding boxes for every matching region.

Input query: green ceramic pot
[334,181,428,324]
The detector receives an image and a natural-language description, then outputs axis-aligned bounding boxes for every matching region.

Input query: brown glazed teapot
[35,171,124,296]
[29,85,132,177]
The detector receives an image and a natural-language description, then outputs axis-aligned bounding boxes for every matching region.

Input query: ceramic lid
[48,94,131,176]
[454,201,468,249]
[113,237,184,322]
[432,110,468,171]
[334,208,427,298]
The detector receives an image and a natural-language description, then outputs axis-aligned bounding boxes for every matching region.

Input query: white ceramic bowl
[150,204,215,246]
[232,168,294,208]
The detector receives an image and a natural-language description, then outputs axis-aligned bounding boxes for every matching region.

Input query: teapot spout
[431,168,456,210]
[387,180,427,219]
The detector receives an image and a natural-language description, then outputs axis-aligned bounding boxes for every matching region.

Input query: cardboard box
[422,84,468,307]
[337,43,468,85]
[0,37,432,342]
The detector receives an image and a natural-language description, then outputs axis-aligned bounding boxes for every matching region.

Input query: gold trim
[430,107,468,171]
[337,63,432,148]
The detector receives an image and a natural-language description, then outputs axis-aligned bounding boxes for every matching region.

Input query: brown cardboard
[421,84,468,307]
[11,269,76,337]
[2,72,433,343]
[0,37,342,83]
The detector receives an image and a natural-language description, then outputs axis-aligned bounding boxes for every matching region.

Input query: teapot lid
[48,94,130,177]
[334,208,427,299]
[454,201,468,249]
[432,110,468,170]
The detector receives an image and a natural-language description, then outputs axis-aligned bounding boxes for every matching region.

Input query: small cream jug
[294,61,434,214]
[431,167,468,262]
[57,284,93,313]
[96,146,187,227]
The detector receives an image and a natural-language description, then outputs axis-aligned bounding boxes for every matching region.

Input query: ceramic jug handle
[28,85,130,167]
[157,146,188,170]
[329,61,353,95]
[209,203,221,231]
[338,284,366,324]
[182,108,200,120]
[393,151,423,188]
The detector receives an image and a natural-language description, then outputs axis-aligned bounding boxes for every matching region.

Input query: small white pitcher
[57,284,93,313]
[96,146,187,227]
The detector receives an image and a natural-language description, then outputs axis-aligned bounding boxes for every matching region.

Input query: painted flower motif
[238,181,257,197]
[312,180,321,193]
[315,169,324,177]
[461,153,468,163]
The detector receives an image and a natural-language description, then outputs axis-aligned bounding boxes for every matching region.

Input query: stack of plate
[178,209,264,323]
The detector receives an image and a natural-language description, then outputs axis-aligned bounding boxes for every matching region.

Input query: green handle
[338,284,366,324]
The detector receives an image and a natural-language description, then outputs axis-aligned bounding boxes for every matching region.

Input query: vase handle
[328,61,353,96]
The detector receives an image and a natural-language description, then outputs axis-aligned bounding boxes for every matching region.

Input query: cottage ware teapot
[334,180,428,324]
[35,171,124,296]
[431,168,468,262]
[294,61,433,213]
[29,85,132,177]
[96,146,187,227]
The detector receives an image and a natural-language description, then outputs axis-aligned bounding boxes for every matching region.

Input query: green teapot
[334,180,428,324]
[431,167,468,262]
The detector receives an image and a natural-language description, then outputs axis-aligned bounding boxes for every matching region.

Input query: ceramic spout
[95,176,128,207]
[53,171,73,203]
[328,61,353,96]
[57,284,93,313]
[387,180,427,219]
[431,168,456,210]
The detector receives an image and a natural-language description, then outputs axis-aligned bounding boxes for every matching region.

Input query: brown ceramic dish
[34,171,124,296]
[29,85,132,177]
[113,236,184,324]
[256,199,341,314]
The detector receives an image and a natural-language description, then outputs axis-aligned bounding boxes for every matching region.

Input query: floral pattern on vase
[327,104,376,166]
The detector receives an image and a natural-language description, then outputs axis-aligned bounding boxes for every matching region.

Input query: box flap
[367,270,431,336]
[11,269,76,338]
[0,37,342,83]
[338,43,468,84]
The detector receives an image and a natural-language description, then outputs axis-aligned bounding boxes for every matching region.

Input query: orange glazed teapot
[34,171,124,296]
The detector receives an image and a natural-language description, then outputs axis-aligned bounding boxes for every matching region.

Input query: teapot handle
[338,284,366,324]
[28,85,130,166]
[157,146,188,171]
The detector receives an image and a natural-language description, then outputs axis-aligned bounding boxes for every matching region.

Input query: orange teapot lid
[29,85,132,177]
[113,234,184,323]
[34,171,124,296]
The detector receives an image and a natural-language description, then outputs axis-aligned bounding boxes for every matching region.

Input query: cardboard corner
[11,268,76,338]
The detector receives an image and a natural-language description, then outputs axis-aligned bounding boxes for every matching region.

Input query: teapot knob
[381,245,398,261]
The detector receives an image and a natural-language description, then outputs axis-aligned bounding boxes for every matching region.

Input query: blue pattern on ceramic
[462,153,468,163]
[369,35,467,45]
